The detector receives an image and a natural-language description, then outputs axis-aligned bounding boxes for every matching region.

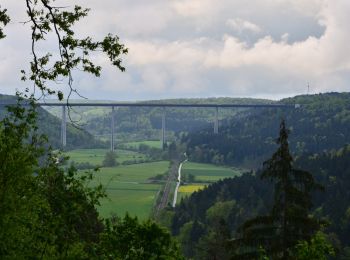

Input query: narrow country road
[172,159,187,207]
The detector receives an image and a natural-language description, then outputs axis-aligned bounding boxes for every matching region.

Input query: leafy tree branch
[3,0,128,100]
[0,6,10,39]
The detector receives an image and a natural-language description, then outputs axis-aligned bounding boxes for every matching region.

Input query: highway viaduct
[0,101,300,150]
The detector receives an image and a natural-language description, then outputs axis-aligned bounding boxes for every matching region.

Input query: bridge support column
[61,106,67,148]
[214,106,219,134]
[111,106,115,151]
[161,111,166,149]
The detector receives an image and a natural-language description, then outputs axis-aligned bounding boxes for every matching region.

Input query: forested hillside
[0,94,103,149]
[184,92,350,167]
[171,144,350,259]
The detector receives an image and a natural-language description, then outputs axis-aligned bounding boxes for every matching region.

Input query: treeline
[170,143,350,259]
[184,92,350,167]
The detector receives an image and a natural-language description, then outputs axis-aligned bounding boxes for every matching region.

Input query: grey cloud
[0,0,349,100]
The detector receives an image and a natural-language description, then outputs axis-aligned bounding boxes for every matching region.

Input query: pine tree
[230,120,323,259]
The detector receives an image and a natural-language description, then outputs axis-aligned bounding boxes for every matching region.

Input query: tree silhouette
[230,120,323,259]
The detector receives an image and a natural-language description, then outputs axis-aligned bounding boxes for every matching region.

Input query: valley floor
[66,148,246,219]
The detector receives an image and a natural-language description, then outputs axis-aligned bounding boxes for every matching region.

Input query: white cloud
[226,18,262,34]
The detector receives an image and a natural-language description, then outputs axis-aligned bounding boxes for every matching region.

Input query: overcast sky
[0,0,349,100]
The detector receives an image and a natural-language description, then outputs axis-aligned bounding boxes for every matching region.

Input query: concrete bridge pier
[161,110,166,149]
[61,105,67,148]
[214,106,219,134]
[111,106,115,151]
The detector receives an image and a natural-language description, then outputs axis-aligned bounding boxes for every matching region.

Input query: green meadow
[86,160,170,219]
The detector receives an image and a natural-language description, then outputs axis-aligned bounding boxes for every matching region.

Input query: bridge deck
[0,101,298,108]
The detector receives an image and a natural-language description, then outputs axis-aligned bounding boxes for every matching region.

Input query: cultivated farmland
[67,149,169,219]
[90,161,169,219]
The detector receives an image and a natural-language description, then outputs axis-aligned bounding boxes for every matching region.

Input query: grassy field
[123,140,163,149]
[88,161,170,219]
[182,162,243,182]
[66,149,146,165]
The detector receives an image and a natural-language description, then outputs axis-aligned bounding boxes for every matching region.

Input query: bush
[102,151,118,167]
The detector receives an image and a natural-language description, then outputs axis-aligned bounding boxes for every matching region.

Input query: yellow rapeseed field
[178,185,205,193]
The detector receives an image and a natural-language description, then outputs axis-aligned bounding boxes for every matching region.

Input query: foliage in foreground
[0,100,183,258]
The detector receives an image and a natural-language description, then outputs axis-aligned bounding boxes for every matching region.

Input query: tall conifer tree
[230,120,322,259]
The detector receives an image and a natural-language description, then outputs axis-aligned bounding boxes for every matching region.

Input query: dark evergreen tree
[230,120,323,259]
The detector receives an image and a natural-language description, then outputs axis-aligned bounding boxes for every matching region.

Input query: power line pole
[214,106,219,134]
[61,106,66,148]
[111,106,115,151]
[161,110,166,149]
